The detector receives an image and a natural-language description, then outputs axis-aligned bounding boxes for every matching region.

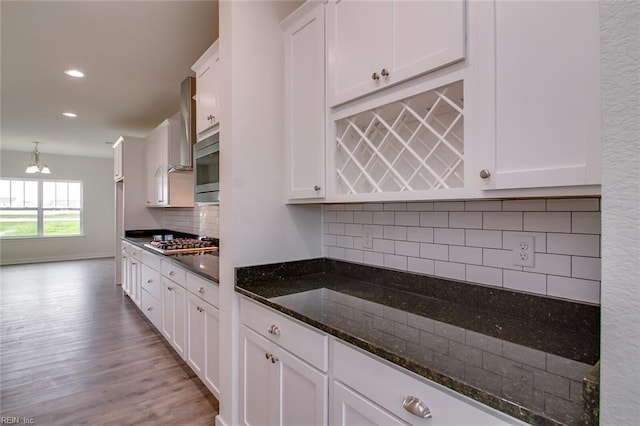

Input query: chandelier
[25,142,51,174]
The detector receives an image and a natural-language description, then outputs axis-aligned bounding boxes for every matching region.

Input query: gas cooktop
[144,237,218,254]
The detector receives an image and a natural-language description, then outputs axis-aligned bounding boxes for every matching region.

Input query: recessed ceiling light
[64,69,85,78]
[62,112,78,118]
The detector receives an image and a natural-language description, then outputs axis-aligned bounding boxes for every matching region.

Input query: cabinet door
[276,345,328,426]
[161,279,175,344]
[187,292,205,378]
[241,326,277,426]
[327,0,465,107]
[202,300,220,398]
[130,258,141,307]
[121,251,130,294]
[476,0,601,191]
[327,0,392,106]
[332,382,405,426]
[195,44,220,138]
[173,283,187,360]
[113,141,123,181]
[284,2,326,200]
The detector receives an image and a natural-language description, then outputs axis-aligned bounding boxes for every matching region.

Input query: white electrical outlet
[512,235,535,267]
[362,226,374,249]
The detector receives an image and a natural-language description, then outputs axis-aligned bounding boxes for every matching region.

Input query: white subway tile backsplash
[524,212,571,233]
[322,198,601,304]
[383,226,407,241]
[407,227,434,243]
[408,257,435,275]
[466,230,503,249]
[466,265,503,287]
[483,212,523,231]
[383,203,407,211]
[336,211,354,223]
[395,211,420,226]
[572,212,601,234]
[571,257,601,281]
[523,253,571,277]
[449,246,483,265]
[434,228,465,245]
[483,248,523,271]
[502,199,546,211]
[420,243,449,261]
[407,202,434,211]
[547,276,600,304]
[503,270,547,295]
[363,203,384,211]
[373,211,395,225]
[449,212,482,229]
[396,241,420,257]
[337,235,354,249]
[373,239,395,254]
[384,254,408,270]
[420,212,449,228]
[465,201,502,211]
[353,211,373,224]
[434,201,465,211]
[434,261,466,281]
[546,198,599,212]
[344,223,363,237]
[547,233,600,257]
[327,223,345,235]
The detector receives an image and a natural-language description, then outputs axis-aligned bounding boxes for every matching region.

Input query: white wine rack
[335,80,464,195]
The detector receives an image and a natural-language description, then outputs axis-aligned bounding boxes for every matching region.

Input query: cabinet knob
[314,185,321,191]
[265,353,270,360]
[268,324,281,336]
[371,72,380,81]
[196,306,204,313]
[198,286,205,294]
[402,396,431,419]
[147,306,153,311]
[132,262,137,265]
[147,279,152,283]
[381,68,390,77]
[271,355,278,364]
[167,286,173,291]
[479,169,491,179]
[169,271,175,276]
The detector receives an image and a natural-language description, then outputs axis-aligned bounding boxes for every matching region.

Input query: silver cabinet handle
[147,279,152,283]
[198,286,205,294]
[169,271,175,276]
[265,353,270,360]
[147,306,153,311]
[381,68,390,77]
[132,262,137,265]
[271,355,278,364]
[196,306,204,313]
[402,396,431,419]
[268,324,280,336]
[167,286,173,291]
[314,185,321,191]
[371,72,380,81]
[479,169,491,179]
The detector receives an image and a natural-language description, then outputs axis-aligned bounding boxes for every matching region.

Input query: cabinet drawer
[161,260,187,287]
[240,297,328,372]
[141,250,161,271]
[332,341,523,425]
[187,273,219,307]
[141,288,162,330]
[141,265,162,301]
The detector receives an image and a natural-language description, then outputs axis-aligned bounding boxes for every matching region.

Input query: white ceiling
[1,0,219,159]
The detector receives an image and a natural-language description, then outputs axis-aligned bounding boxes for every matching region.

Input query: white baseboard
[0,253,114,266]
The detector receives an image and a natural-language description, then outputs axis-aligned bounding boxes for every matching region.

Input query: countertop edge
[235,286,562,426]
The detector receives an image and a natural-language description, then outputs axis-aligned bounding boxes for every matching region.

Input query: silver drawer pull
[270,355,278,364]
[167,286,173,291]
[198,286,205,294]
[402,396,431,419]
[268,324,280,336]
[169,270,175,276]
[147,306,153,311]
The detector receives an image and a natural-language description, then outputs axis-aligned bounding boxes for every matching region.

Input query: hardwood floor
[0,258,218,425]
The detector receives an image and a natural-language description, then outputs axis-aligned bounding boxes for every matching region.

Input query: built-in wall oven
[194,132,219,203]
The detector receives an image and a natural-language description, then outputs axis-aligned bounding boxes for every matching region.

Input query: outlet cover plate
[512,235,535,267]
[362,225,374,249]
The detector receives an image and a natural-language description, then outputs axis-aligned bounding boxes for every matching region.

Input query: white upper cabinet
[145,118,194,207]
[475,1,601,193]
[283,1,326,201]
[113,138,124,181]
[192,40,220,141]
[327,0,466,107]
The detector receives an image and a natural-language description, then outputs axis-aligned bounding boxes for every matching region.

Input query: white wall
[600,1,640,423]
[218,1,318,425]
[0,150,114,264]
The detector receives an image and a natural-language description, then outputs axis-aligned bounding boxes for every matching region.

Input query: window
[0,179,83,238]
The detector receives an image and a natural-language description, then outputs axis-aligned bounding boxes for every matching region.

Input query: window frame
[0,178,84,239]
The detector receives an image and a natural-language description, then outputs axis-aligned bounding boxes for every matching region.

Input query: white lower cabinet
[161,276,187,360]
[240,298,329,426]
[186,276,220,398]
[332,381,405,426]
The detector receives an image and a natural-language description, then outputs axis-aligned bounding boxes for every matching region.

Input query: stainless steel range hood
[169,77,196,172]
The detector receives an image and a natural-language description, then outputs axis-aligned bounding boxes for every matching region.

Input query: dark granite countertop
[123,230,219,283]
[236,259,600,426]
